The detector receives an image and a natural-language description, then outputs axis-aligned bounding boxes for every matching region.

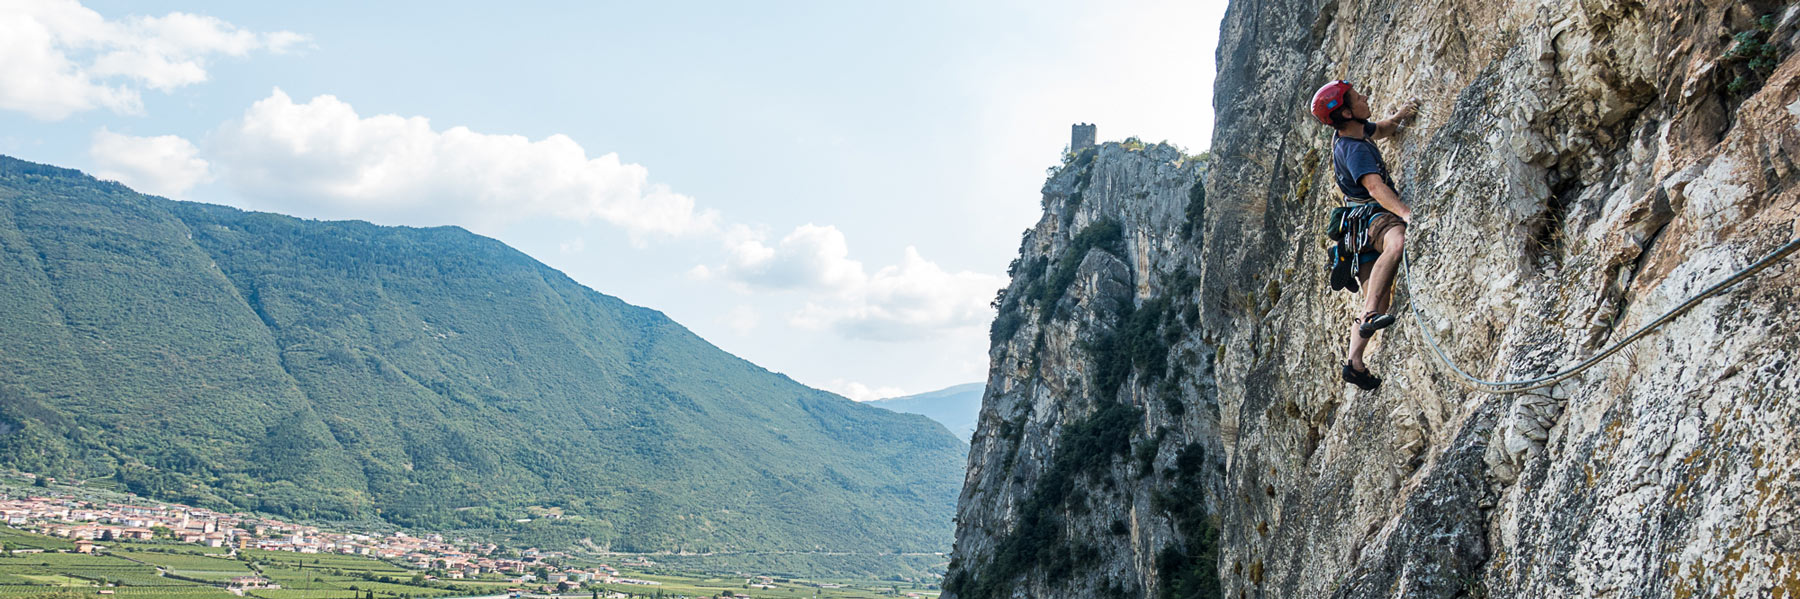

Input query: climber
[1312,80,1417,391]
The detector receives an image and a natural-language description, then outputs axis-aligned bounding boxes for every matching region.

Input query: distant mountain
[0,155,964,553]
[868,383,983,441]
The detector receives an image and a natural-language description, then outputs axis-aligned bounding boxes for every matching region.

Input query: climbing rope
[1400,235,1800,394]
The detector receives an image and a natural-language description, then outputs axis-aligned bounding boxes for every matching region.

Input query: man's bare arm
[1361,174,1412,222]
[1370,101,1418,140]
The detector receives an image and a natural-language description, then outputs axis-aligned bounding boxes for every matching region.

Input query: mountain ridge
[867,383,983,441]
[0,154,963,554]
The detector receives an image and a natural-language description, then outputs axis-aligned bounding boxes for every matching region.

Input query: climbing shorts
[1362,213,1406,255]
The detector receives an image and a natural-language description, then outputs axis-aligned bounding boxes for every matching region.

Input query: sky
[0,0,1228,401]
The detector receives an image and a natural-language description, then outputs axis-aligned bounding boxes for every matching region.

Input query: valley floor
[0,474,940,599]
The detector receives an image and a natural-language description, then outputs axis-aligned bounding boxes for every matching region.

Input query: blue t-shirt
[1332,121,1392,200]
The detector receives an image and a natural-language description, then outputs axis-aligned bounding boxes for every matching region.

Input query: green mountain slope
[0,155,963,553]
[868,383,983,441]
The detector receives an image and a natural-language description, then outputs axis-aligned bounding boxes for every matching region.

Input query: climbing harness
[1326,203,1387,293]
[1303,97,1799,394]
[1401,235,1800,394]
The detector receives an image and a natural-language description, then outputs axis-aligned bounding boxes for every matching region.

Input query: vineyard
[0,530,73,552]
[0,526,457,599]
[0,523,940,599]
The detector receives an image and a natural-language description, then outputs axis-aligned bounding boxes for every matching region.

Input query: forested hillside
[0,155,964,553]
[868,383,983,441]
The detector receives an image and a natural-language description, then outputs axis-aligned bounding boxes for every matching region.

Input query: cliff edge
[947,0,1800,597]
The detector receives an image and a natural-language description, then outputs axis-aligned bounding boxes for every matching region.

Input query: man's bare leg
[1365,226,1407,315]
[1346,226,1407,370]
[1347,262,1374,370]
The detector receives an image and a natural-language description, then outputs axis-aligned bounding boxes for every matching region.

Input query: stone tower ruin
[1071,123,1096,151]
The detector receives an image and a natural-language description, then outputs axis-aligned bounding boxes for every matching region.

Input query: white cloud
[262,31,308,54]
[558,237,586,254]
[713,223,866,291]
[89,128,211,198]
[720,305,759,335]
[208,89,719,238]
[0,0,305,120]
[699,222,1004,342]
[789,245,1006,342]
[825,379,906,403]
[697,219,1005,341]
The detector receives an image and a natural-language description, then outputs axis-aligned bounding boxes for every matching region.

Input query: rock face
[945,1,1800,597]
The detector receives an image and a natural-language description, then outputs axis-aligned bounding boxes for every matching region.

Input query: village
[0,478,935,599]
[0,489,650,591]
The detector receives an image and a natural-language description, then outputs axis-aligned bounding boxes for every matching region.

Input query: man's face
[1349,89,1372,120]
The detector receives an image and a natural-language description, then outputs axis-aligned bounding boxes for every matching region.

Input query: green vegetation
[864,383,982,441]
[0,537,919,599]
[238,551,404,574]
[987,308,1026,345]
[1087,297,1182,399]
[1061,147,1098,228]
[644,552,946,581]
[0,553,175,587]
[1026,220,1126,322]
[590,570,936,599]
[1134,427,1170,479]
[0,555,158,590]
[1055,145,1098,176]
[1722,14,1784,97]
[1180,174,1206,241]
[0,525,496,599]
[988,255,1045,344]
[1151,443,1221,599]
[0,155,962,555]
[245,561,464,599]
[942,401,1141,599]
[244,563,470,598]
[991,213,1126,344]
[0,529,73,552]
[0,590,238,599]
[97,544,223,557]
[112,553,250,583]
[115,553,246,573]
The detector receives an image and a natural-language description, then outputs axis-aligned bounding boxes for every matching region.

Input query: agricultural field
[0,524,935,599]
[253,567,354,588]
[251,563,455,599]
[0,586,239,599]
[0,585,92,596]
[0,554,173,587]
[0,550,454,599]
[248,590,379,599]
[111,552,251,582]
[240,552,407,574]
[324,580,457,597]
[591,570,939,599]
[103,544,226,556]
[111,553,244,572]
[0,528,75,552]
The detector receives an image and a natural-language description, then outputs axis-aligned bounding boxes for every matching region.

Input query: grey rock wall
[946,0,1800,597]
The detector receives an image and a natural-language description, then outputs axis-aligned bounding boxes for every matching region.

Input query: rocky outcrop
[946,142,1216,599]
[946,1,1800,597]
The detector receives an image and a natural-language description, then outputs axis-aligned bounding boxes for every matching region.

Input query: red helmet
[1310,80,1355,125]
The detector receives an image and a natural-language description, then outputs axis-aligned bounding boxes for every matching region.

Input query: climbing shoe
[1358,311,1397,339]
[1342,361,1381,391]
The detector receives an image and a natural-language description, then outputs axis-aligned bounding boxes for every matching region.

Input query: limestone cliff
[945,0,1800,597]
